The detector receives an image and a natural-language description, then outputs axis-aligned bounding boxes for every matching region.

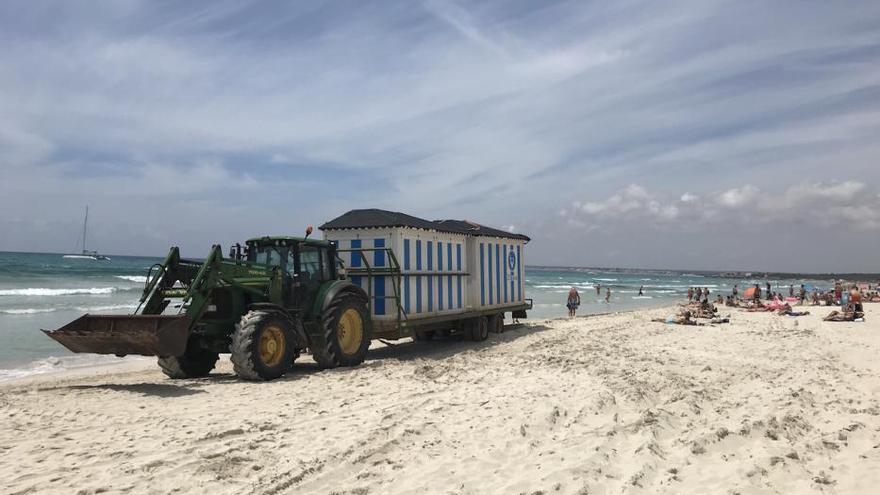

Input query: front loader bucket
[43,314,190,357]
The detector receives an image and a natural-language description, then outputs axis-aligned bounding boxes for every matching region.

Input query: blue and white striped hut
[320,209,530,326]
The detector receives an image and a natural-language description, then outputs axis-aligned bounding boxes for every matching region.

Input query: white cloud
[717,185,760,208]
[564,180,880,232]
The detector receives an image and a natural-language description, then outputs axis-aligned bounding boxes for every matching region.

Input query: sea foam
[0,287,118,296]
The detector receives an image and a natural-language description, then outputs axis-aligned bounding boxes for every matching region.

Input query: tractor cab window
[299,247,321,281]
[253,246,284,267]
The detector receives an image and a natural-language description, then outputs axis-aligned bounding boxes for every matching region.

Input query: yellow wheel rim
[337,308,363,356]
[259,325,286,367]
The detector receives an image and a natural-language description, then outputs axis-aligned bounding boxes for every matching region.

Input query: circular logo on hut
[508,251,516,270]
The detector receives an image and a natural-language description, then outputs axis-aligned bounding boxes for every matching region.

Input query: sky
[1,0,878,273]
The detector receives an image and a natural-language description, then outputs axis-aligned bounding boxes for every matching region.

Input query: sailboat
[63,206,111,261]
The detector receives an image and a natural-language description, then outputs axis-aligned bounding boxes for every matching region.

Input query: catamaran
[63,206,110,261]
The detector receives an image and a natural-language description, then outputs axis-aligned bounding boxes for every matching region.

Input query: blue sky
[1,0,878,272]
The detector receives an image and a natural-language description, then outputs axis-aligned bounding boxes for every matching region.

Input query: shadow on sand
[40,323,551,394]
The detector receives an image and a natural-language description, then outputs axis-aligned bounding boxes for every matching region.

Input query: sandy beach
[2,305,879,494]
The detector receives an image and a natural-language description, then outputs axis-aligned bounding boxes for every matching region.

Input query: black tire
[312,293,372,369]
[488,313,505,334]
[157,345,219,379]
[467,317,489,342]
[230,310,296,380]
[413,329,435,342]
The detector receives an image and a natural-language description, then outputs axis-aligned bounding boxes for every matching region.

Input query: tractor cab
[244,236,338,309]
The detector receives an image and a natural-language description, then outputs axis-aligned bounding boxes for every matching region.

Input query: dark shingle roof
[320,209,530,242]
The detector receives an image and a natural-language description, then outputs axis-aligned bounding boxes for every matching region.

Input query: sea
[0,251,838,381]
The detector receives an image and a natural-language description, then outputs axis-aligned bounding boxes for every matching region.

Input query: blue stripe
[403,239,410,270]
[447,243,452,271]
[416,240,422,314]
[503,245,508,303]
[351,275,361,288]
[427,241,433,312]
[456,243,461,270]
[416,276,422,313]
[374,238,385,267]
[495,243,500,306]
[350,239,361,267]
[517,245,522,301]
[447,275,453,311]
[488,243,493,305]
[457,275,462,308]
[375,276,385,315]
[479,243,485,306]
[404,275,410,314]
[437,242,443,311]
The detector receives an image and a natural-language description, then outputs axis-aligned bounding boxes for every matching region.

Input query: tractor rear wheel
[489,313,505,334]
[158,345,219,379]
[313,293,372,369]
[231,310,296,380]
[467,316,489,342]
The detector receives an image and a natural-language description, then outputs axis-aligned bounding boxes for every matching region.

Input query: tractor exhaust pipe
[43,314,190,357]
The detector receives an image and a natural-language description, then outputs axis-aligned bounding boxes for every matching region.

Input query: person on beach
[732,284,738,301]
[766,282,771,299]
[566,287,581,317]
[789,285,794,297]
[688,287,694,301]
[638,285,644,296]
[754,284,761,301]
[605,287,611,303]
[799,284,806,305]
[596,283,601,296]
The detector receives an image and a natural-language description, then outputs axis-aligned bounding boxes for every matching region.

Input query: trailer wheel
[313,293,372,368]
[231,310,296,380]
[489,313,505,334]
[467,317,489,342]
[413,330,435,342]
[157,345,219,379]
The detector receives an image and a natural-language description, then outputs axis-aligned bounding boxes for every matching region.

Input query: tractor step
[43,314,190,357]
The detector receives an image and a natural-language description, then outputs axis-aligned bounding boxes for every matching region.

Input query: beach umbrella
[743,287,757,298]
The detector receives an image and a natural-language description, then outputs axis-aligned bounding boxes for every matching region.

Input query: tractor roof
[320,208,530,241]
[245,236,331,247]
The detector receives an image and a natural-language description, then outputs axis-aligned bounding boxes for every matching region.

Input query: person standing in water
[688,287,694,301]
[605,287,611,303]
[566,287,581,317]
[596,283,601,296]
[638,285,644,296]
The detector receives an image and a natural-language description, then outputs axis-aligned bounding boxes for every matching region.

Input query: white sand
[2,305,879,494]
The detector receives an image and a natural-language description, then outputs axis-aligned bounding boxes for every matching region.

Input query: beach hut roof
[320,209,530,241]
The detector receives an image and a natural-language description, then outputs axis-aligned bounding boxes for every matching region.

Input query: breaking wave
[0,287,136,297]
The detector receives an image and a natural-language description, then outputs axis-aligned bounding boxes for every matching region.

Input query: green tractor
[44,235,373,380]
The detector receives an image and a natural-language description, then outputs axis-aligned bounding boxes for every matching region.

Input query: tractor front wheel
[231,310,297,380]
[158,345,219,379]
[313,293,372,369]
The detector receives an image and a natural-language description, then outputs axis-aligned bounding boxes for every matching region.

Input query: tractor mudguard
[312,280,368,317]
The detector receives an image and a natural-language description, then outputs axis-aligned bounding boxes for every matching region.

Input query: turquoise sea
[0,251,838,380]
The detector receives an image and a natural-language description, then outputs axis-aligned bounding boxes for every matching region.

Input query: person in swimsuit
[566,287,581,317]
[638,285,644,296]
[605,287,611,303]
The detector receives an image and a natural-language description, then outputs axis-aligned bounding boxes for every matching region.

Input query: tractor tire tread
[157,350,218,379]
